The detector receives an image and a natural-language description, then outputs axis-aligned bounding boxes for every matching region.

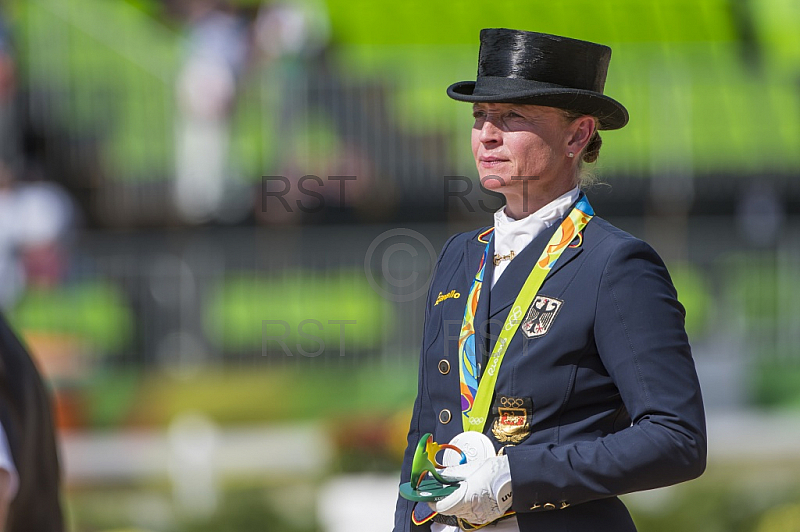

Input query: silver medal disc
[441,431,496,466]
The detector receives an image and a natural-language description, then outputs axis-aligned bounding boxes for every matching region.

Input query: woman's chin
[479,174,511,190]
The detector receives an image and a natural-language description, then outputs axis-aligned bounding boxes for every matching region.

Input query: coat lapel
[488,210,587,320]
[463,237,487,287]
[488,221,560,319]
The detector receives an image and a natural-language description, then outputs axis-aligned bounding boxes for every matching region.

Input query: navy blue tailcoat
[393,206,707,532]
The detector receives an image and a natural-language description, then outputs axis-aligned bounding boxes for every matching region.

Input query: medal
[442,431,496,466]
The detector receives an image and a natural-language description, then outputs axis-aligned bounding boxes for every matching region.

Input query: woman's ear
[566,115,596,154]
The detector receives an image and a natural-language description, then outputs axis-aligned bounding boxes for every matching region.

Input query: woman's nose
[479,118,502,144]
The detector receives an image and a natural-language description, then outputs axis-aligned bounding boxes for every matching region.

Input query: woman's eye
[472,111,485,119]
[506,111,522,119]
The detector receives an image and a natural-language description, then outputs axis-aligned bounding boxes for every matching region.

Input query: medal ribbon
[458,195,594,432]
[457,231,493,425]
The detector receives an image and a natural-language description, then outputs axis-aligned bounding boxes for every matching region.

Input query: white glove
[430,454,513,525]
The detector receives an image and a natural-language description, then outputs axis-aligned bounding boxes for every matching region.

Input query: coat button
[438,359,450,375]
[543,503,556,510]
[439,409,452,424]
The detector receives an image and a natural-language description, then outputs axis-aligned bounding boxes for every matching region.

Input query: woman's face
[471,103,574,194]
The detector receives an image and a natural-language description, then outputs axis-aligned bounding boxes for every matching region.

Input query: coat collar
[463,194,588,319]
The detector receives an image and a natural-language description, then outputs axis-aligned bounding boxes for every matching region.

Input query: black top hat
[448,29,628,130]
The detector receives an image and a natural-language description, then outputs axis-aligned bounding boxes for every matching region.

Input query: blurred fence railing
[10,216,800,374]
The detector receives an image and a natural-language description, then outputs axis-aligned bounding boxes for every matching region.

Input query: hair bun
[583,132,602,163]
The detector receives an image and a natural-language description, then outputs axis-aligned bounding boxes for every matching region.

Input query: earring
[567,152,575,158]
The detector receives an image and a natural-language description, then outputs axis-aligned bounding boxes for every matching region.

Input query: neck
[501,179,577,220]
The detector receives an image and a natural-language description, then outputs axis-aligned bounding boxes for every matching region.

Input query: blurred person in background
[0,313,63,531]
[394,29,706,532]
[173,0,251,224]
[252,0,333,225]
[0,161,74,309]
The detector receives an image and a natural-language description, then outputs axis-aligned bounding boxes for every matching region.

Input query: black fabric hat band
[472,76,569,95]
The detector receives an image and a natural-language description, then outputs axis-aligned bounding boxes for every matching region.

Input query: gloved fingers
[431,483,468,515]
[470,490,505,525]
[450,491,501,525]
[437,460,483,482]
[433,456,513,524]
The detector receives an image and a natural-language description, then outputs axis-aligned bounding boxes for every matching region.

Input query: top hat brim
[447,80,629,130]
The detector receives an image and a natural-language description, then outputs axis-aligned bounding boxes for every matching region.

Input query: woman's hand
[430,454,513,525]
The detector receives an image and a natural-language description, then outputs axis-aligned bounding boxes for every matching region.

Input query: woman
[393,29,706,532]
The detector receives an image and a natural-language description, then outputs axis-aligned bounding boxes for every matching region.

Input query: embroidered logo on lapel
[521,295,563,338]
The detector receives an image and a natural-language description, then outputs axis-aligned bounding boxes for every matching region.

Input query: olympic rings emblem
[500,397,524,408]
[504,305,523,331]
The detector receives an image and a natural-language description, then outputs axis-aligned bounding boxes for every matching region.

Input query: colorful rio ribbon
[458,231,493,425]
[458,195,594,432]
